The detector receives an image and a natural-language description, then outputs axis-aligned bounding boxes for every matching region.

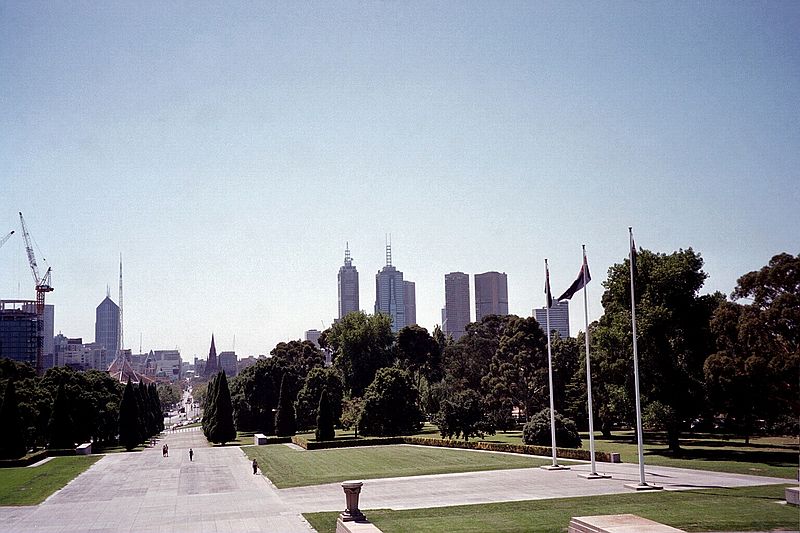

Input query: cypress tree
[315,388,335,442]
[119,379,141,451]
[48,382,75,449]
[0,380,27,458]
[208,371,236,445]
[275,374,296,437]
[148,384,163,433]
[202,373,218,439]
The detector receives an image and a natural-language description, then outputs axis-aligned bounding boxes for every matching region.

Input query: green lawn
[406,424,799,479]
[305,483,797,533]
[0,456,101,506]
[243,444,568,488]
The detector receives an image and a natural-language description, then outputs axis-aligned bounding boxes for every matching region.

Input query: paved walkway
[0,437,794,533]
[0,427,313,533]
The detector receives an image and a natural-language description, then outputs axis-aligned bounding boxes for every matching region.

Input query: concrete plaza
[0,431,794,533]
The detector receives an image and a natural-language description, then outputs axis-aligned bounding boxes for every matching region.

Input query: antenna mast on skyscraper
[118,254,124,357]
[385,234,392,266]
[344,242,352,266]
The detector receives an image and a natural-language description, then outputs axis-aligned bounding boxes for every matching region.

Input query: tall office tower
[338,243,360,319]
[95,291,120,357]
[404,281,416,326]
[205,334,218,376]
[218,351,237,377]
[474,271,509,322]
[534,300,570,338]
[305,329,322,348]
[23,303,54,369]
[0,300,39,365]
[444,272,471,341]
[375,241,405,333]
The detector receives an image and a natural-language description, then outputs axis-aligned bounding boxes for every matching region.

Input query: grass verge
[304,483,797,533]
[243,444,568,488]
[0,455,101,506]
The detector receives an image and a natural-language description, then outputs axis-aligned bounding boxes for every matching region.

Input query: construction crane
[0,230,14,249]
[19,212,53,375]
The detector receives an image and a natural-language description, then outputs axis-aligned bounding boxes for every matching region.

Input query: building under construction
[0,299,40,367]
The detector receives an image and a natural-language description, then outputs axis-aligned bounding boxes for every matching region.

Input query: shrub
[522,408,582,448]
[315,388,335,441]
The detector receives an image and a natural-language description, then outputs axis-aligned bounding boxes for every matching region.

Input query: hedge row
[402,436,616,462]
[291,435,403,450]
[0,449,48,468]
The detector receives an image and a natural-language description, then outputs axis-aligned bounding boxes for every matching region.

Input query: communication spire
[344,242,352,267]
[118,254,124,356]
[385,234,392,267]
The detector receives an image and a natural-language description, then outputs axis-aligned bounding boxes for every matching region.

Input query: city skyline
[2,3,797,359]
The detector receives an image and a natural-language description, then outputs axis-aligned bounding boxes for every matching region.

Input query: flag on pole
[630,232,637,276]
[556,255,591,301]
[545,263,553,308]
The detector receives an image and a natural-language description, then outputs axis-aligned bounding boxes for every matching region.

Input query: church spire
[206,334,218,376]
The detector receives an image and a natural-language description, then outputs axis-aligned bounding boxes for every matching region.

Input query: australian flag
[545,263,553,308]
[556,255,591,301]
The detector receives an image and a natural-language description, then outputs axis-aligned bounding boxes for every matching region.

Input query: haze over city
[2,2,798,361]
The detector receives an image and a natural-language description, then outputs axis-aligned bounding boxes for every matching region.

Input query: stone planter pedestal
[340,481,366,522]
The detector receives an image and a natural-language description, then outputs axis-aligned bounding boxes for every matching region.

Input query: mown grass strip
[304,483,796,533]
[0,455,101,506]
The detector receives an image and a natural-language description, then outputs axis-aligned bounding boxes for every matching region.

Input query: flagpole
[542,259,567,471]
[629,227,650,488]
[580,245,607,479]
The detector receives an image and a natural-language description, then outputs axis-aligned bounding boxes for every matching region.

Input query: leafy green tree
[229,357,298,434]
[522,408,582,449]
[295,367,344,430]
[324,311,395,397]
[118,380,141,451]
[482,316,549,421]
[358,367,423,436]
[592,247,721,451]
[157,383,181,413]
[443,315,513,392]
[207,371,236,445]
[397,325,441,388]
[315,388,335,441]
[340,397,363,438]
[0,380,27,458]
[434,388,492,441]
[270,340,326,382]
[274,374,297,437]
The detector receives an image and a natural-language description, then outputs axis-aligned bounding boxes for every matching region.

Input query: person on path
[162,445,166,457]
[189,448,193,462]
[165,444,169,457]
[252,459,258,475]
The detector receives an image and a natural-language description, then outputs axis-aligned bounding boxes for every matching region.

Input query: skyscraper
[404,280,416,326]
[338,243,359,319]
[534,300,570,338]
[95,292,120,357]
[444,272,470,340]
[375,241,405,333]
[474,271,509,322]
[205,334,218,377]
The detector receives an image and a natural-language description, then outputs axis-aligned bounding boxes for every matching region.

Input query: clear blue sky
[2,2,798,361]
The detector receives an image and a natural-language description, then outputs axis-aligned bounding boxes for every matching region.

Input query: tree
[340,397,363,438]
[324,311,395,397]
[522,408,582,449]
[207,371,236,445]
[358,368,423,436]
[0,380,27,458]
[48,381,76,449]
[434,388,492,442]
[315,388,335,441]
[202,373,218,439]
[229,357,298,435]
[295,367,344,430]
[443,314,513,392]
[704,253,800,440]
[592,247,721,451]
[118,380,141,451]
[396,325,441,388]
[274,374,297,437]
[157,383,181,413]
[270,340,326,382]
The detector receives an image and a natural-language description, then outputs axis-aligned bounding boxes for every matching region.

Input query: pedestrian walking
[189,448,193,462]
[252,459,258,475]
[162,444,166,457]
[165,444,169,457]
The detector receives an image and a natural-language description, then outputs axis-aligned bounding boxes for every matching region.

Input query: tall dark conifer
[0,380,27,458]
[275,374,296,437]
[202,373,218,439]
[208,371,236,445]
[315,388,335,441]
[119,379,141,451]
[48,382,75,449]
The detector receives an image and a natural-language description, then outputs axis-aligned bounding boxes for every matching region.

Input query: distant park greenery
[213,251,799,450]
